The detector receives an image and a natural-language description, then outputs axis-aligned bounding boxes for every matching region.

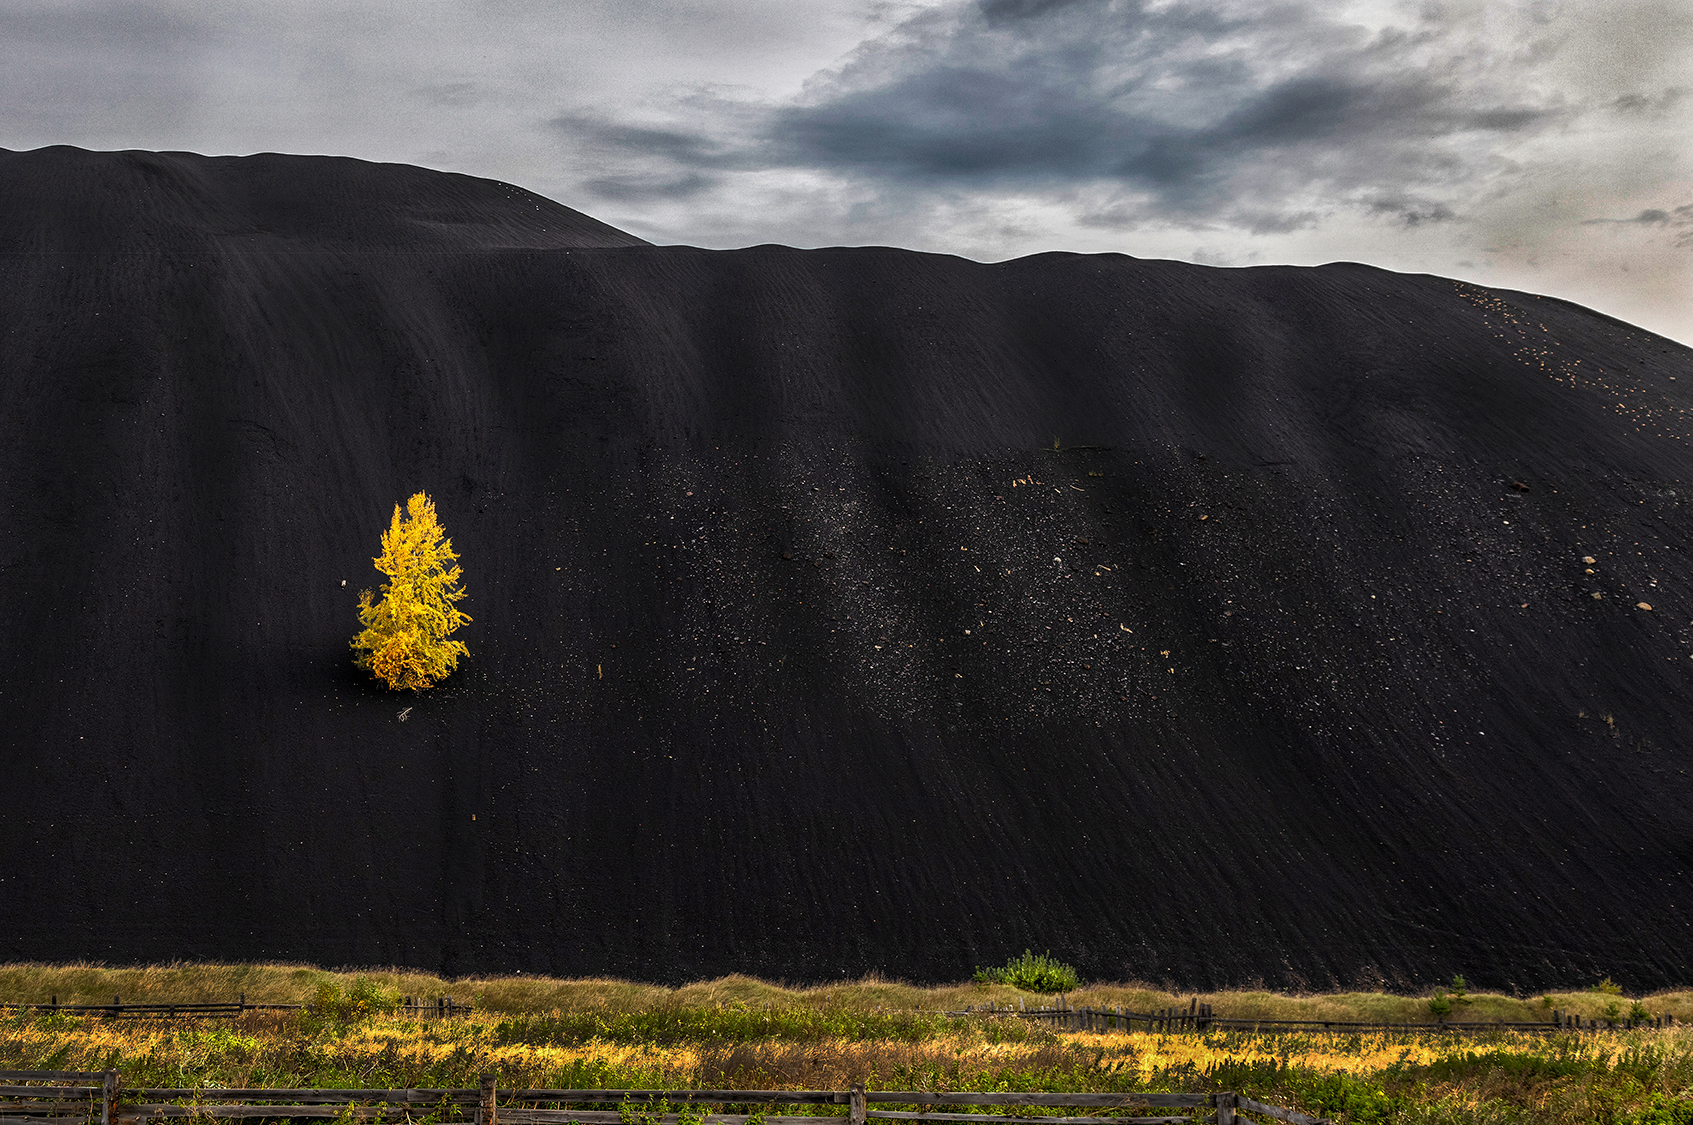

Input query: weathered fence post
[850,1083,867,1125]
[1213,1092,1236,1125]
[478,1073,496,1125]
[102,1069,120,1125]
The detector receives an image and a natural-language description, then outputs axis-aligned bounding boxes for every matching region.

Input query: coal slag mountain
[2,146,1691,990]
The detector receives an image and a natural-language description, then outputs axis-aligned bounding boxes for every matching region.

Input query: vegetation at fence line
[351,491,471,691]
[1426,977,1473,1021]
[6,1002,1693,1124]
[308,976,402,1026]
[4,963,1693,1026]
[488,1004,1043,1047]
[973,951,1081,994]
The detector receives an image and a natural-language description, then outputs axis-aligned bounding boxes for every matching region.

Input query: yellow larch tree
[351,491,471,691]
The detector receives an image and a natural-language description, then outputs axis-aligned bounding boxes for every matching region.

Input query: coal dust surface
[3,146,1691,991]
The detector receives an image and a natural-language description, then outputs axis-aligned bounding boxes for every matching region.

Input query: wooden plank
[1203,1019,1555,1032]
[1233,1097,1328,1125]
[494,1109,832,1116]
[124,1113,833,1125]
[1202,1024,1522,1035]
[0,1075,108,1083]
[868,1111,1201,1123]
[0,1116,94,1124]
[506,1094,844,1106]
[131,1093,477,1104]
[0,1007,297,1016]
[122,1110,352,1120]
[134,1093,840,1109]
[0,1088,98,1097]
[0,1110,90,1117]
[117,1107,455,1120]
[865,1096,1209,1109]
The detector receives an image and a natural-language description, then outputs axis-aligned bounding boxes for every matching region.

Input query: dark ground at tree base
[2,145,1691,992]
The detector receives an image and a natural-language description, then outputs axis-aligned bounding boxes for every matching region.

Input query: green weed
[972,952,1080,994]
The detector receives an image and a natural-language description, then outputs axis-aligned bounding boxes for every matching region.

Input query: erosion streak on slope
[0,146,1690,991]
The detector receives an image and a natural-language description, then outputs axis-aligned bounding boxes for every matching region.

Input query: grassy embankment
[4,965,1693,1124]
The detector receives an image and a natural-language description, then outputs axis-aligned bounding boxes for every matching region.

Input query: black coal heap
[3,146,1691,991]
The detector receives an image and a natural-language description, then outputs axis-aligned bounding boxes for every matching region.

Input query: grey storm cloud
[0,0,1685,341]
[553,0,1565,229]
[1585,203,1693,247]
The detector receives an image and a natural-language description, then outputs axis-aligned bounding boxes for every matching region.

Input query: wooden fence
[962,998,1215,1034]
[952,997,1675,1035]
[0,999,472,1022]
[0,1074,1328,1125]
[4,996,1668,1035]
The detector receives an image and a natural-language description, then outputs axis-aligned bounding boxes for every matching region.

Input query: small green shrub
[311,977,400,1024]
[972,950,1080,993]
[1428,991,1453,1019]
[1448,975,1472,1005]
[1284,1071,1400,1125]
[1595,977,1625,995]
[1631,1001,1653,1023]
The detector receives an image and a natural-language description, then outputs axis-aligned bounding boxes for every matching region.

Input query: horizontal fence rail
[0,998,472,1022]
[949,998,1675,1036]
[0,1069,120,1125]
[5,998,1667,1035]
[0,1075,1332,1125]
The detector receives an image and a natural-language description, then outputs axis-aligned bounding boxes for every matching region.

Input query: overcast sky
[3,0,1690,343]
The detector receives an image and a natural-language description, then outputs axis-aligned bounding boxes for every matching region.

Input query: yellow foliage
[351,492,470,691]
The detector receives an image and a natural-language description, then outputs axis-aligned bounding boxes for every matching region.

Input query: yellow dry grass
[5,963,1689,1025]
[9,998,1693,1125]
[0,1008,1464,1087]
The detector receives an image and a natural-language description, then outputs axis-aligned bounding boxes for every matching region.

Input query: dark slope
[0,145,650,252]
[2,148,1691,992]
